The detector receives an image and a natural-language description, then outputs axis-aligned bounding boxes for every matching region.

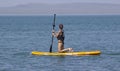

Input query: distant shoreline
[0,14,120,16]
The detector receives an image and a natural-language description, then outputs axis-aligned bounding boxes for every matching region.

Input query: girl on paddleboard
[52,24,73,52]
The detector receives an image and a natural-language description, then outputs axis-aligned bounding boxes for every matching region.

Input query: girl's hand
[52,30,55,33]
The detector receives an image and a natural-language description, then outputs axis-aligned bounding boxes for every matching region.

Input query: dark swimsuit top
[57,30,65,43]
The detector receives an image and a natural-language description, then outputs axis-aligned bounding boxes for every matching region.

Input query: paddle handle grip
[53,14,56,30]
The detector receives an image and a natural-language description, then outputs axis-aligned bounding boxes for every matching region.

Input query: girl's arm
[52,30,59,37]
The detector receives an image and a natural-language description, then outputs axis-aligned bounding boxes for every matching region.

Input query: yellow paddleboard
[31,50,101,56]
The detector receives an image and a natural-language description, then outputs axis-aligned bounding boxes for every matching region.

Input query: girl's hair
[59,24,63,29]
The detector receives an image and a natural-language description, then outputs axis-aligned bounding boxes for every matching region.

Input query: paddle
[49,14,56,52]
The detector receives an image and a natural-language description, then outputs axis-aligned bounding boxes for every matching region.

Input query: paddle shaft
[49,14,56,52]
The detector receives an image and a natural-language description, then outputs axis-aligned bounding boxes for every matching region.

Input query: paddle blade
[49,44,52,52]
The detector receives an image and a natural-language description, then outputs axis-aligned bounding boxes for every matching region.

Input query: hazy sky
[0,0,120,7]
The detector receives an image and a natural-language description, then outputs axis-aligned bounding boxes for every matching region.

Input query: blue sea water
[0,15,120,71]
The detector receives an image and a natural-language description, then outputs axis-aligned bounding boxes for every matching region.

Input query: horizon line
[0,14,120,16]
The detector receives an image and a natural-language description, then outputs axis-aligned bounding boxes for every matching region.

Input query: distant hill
[0,3,120,15]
